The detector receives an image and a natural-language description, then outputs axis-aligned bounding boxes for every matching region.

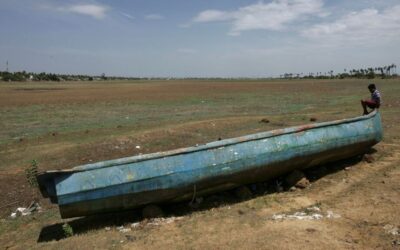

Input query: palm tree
[378,67,384,77]
[390,63,396,76]
[384,65,389,76]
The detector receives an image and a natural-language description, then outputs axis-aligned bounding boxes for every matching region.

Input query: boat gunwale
[41,110,380,174]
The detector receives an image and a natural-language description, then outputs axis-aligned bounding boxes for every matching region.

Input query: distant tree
[366,68,375,79]
[389,63,396,76]
[1,72,14,81]
[378,67,385,78]
[49,74,60,81]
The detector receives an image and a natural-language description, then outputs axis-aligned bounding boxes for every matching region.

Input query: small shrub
[25,160,38,187]
[62,223,74,237]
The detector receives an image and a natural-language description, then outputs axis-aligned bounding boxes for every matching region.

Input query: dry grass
[0,79,399,249]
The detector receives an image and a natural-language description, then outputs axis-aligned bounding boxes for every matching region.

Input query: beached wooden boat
[37,111,382,218]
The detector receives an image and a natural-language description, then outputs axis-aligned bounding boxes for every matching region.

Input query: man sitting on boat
[361,83,381,115]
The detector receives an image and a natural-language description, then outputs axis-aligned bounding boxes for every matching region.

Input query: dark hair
[368,83,376,90]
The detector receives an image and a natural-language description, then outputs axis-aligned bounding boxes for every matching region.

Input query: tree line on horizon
[0,64,398,82]
[281,64,397,79]
[0,71,138,82]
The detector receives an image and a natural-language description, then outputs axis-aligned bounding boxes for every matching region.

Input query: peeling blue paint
[37,111,383,218]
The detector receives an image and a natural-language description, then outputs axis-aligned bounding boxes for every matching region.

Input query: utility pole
[6,60,8,72]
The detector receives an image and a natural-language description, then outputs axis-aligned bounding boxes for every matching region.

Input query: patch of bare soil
[0,172,40,217]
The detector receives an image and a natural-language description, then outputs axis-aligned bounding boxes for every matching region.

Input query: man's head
[368,83,376,93]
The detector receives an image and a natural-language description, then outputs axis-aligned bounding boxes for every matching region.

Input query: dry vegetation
[0,79,399,249]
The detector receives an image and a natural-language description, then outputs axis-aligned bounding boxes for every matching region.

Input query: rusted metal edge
[40,110,380,174]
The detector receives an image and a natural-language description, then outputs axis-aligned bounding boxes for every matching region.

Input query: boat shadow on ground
[37,149,376,243]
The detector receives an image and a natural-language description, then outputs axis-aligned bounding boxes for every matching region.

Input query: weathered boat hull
[37,111,383,218]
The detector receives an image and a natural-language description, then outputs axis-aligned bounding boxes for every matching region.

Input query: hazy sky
[1,0,399,77]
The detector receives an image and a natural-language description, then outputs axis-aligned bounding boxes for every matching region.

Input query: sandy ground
[0,79,399,249]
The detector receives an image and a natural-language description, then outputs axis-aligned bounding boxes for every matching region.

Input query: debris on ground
[131,222,140,229]
[127,216,183,231]
[147,216,184,226]
[260,118,270,124]
[117,226,131,233]
[285,170,310,189]
[10,202,41,218]
[272,207,341,221]
[10,208,28,218]
[326,210,341,219]
[310,117,317,122]
[272,212,323,221]
[295,177,310,188]
[383,224,399,236]
[363,154,375,163]
[307,206,321,212]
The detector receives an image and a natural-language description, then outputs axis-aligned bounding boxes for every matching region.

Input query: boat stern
[36,172,59,204]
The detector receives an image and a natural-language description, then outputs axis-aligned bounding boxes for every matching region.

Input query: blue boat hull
[37,111,383,218]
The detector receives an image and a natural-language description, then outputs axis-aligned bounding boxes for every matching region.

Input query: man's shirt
[371,89,381,104]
